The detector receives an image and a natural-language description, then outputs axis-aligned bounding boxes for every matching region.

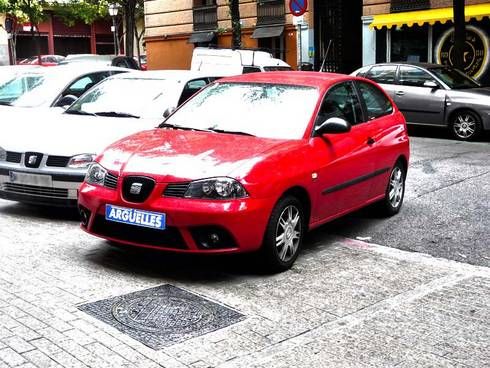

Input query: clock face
[435,25,489,79]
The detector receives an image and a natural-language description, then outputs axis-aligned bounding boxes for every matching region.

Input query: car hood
[1,109,159,156]
[98,129,295,182]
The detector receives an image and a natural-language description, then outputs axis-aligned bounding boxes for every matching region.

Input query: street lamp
[108,3,119,55]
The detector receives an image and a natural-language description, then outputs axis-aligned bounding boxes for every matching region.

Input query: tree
[229,0,241,48]
[453,0,465,71]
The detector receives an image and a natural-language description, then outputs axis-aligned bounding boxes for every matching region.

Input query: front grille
[6,151,22,163]
[104,172,118,189]
[46,155,70,167]
[163,182,190,197]
[1,183,68,198]
[24,152,43,168]
[122,176,155,203]
[91,215,186,249]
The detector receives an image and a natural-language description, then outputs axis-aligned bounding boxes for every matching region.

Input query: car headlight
[0,147,5,161]
[68,153,96,168]
[85,163,107,186]
[184,177,248,199]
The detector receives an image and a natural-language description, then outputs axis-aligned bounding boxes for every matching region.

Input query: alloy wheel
[453,113,477,139]
[275,205,302,263]
[388,166,404,209]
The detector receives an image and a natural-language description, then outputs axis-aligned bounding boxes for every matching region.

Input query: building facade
[363,0,490,83]
[0,14,9,65]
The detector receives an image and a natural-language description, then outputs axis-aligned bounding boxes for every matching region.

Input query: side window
[178,78,209,105]
[365,65,397,84]
[243,66,261,74]
[357,81,393,120]
[64,72,109,97]
[316,82,363,127]
[399,66,435,87]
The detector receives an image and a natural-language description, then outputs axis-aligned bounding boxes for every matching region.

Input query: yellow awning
[370,4,490,29]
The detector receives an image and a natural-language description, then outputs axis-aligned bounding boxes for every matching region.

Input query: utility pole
[453,0,465,70]
[229,0,241,49]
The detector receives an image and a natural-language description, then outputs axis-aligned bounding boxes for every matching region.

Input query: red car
[78,72,409,272]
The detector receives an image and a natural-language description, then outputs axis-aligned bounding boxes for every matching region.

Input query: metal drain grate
[78,284,245,349]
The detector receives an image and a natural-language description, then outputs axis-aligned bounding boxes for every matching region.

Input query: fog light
[79,206,90,227]
[190,226,236,249]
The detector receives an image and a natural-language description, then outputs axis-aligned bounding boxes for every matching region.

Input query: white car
[0,64,129,110]
[0,70,229,207]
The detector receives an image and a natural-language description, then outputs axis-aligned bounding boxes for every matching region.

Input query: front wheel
[376,162,406,216]
[450,110,482,141]
[261,196,304,273]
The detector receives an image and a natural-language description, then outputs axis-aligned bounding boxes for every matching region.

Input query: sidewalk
[0,209,488,367]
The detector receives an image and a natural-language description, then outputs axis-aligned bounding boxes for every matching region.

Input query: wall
[0,14,9,65]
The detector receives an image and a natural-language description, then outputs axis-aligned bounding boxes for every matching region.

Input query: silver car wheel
[275,205,301,263]
[388,166,404,208]
[453,113,477,139]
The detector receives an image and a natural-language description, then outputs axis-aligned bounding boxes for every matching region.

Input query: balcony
[193,4,217,31]
[257,0,285,26]
[390,0,430,13]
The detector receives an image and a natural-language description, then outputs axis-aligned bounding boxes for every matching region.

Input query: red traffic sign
[289,0,308,17]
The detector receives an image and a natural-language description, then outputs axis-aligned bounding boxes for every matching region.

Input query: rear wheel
[376,161,406,216]
[261,196,304,272]
[450,110,482,141]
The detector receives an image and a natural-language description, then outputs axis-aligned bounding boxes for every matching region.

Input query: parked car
[0,65,40,85]
[0,70,228,207]
[0,64,129,109]
[191,47,292,74]
[61,54,140,70]
[77,72,410,272]
[134,55,147,70]
[352,62,490,140]
[18,55,65,66]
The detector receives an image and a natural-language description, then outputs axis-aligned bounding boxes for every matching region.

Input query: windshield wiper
[158,122,213,133]
[0,101,12,106]
[94,111,140,118]
[207,128,255,137]
[64,110,96,116]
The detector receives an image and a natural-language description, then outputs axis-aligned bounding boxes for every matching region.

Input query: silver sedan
[352,63,490,141]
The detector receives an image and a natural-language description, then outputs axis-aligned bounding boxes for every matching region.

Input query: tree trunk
[124,0,136,57]
[229,0,241,49]
[453,0,466,71]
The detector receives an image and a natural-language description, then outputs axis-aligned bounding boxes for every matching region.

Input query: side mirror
[315,117,351,136]
[423,80,438,89]
[163,106,176,118]
[55,95,77,108]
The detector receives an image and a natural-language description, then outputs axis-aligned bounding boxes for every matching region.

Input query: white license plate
[9,171,52,187]
[105,205,166,230]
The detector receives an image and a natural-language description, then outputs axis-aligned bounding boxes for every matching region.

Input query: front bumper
[78,182,274,254]
[0,163,85,207]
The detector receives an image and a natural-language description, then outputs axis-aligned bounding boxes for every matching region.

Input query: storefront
[363,3,490,84]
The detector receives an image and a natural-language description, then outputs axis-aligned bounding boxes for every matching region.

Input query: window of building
[390,25,429,63]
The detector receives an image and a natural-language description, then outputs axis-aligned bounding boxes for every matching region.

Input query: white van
[190,47,291,74]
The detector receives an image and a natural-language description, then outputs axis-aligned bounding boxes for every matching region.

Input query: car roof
[20,64,130,77]
[363,62,446,70]
[217,71,355,88]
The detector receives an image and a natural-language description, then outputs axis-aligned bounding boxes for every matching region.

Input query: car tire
[450,110,482,141]
[376,161,406,216]
[261,196,304,273]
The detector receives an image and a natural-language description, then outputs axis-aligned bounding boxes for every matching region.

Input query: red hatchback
[78,72,409,272]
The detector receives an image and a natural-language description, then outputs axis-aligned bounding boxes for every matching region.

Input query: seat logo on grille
[28,155,38,166]
[130,182,143,195]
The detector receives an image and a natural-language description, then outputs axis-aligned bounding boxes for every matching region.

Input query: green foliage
[50,1,109,26]
[0,0,46,25]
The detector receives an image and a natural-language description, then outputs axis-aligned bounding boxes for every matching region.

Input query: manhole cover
[78,284,245,349]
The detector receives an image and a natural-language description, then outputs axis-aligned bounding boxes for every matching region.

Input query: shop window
[391,25,428,63]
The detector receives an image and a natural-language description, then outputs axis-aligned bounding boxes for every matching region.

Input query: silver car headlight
[184,177,248,199]
[85,163,107,186]
[68,153,96,168]
[0,147,6,161]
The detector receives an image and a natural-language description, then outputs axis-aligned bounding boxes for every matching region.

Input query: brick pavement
[0,199,489,367]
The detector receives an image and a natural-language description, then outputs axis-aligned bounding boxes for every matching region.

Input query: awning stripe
[370,4,490,29]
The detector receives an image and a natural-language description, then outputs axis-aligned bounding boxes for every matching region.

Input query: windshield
[0,74,44,104]
[67,78,172,118]
[164,82,319,140]
[430,67,480,89]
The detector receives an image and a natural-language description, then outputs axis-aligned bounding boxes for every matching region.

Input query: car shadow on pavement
[0,202,80,221]
[408,125,490,142]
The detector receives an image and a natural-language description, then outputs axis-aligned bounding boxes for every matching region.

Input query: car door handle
[395,91,405,96]
[367,137,376,146]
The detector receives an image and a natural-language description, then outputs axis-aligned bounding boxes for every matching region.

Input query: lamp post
[108,3,119,55]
